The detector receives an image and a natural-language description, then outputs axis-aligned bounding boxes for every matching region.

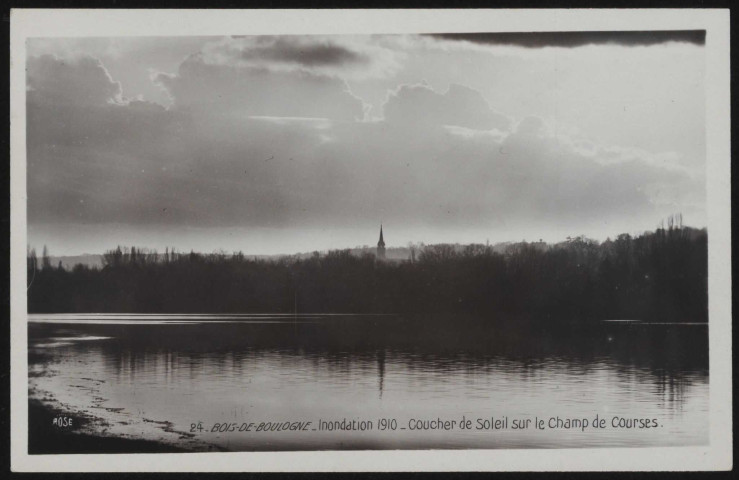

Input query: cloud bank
[27,54,123,106]
[25,35,706,252]
[155,52,366,121]
[383,83,510,131]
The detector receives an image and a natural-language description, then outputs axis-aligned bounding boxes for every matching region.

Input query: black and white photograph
[10,9,731,472]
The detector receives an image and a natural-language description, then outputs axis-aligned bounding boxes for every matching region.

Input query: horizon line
[30,223,707,258]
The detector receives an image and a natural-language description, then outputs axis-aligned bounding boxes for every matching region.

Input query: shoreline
[28,399,190,454]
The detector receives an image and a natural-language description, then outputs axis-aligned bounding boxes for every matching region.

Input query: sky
[26,32,706,255]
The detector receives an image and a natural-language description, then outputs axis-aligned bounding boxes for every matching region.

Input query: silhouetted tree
[41,245,51,270]
[27,223,708,324]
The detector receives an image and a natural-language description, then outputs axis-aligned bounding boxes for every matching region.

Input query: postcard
[9,8,732,472]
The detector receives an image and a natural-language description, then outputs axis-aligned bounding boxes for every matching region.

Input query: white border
[10,8,732,472]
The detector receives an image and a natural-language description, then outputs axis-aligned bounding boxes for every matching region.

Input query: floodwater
[28,314,709,451]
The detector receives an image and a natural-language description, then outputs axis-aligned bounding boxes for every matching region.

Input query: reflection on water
[28,314,708,451]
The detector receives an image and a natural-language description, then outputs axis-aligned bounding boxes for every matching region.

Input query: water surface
[28,314,709,451]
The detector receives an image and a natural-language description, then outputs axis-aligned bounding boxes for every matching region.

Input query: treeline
[27,222,707,323]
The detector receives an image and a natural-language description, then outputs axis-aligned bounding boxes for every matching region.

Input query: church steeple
[377,224,386,260]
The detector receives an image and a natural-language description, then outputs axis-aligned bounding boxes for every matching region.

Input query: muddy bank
[28,399,189,454]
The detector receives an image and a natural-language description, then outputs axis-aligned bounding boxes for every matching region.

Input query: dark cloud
[383,83,510,131]
[210,36,401,79]
[239,36,369,67]
[429,31,705,48]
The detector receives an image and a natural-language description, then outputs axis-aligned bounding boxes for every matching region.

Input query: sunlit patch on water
[30,319,319,325]
[32,335,114,348]
[27,313,379,325]
[603,319,708,326]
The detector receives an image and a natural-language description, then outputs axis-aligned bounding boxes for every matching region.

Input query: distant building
[376,225,386,260]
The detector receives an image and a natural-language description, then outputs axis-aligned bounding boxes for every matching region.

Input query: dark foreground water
[28,314,708,451]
